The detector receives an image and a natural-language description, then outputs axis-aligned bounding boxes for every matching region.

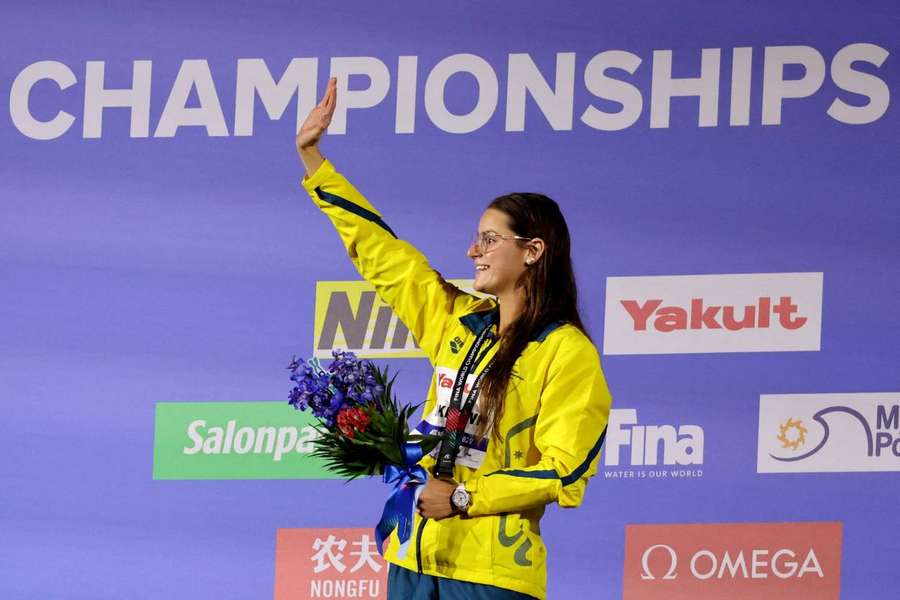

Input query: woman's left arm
[463,336,613,517]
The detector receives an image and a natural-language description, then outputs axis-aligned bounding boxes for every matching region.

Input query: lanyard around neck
[433,323,497,477]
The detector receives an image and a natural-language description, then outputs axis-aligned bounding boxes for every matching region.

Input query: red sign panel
[274,528,388,599]
[623,522,842,600]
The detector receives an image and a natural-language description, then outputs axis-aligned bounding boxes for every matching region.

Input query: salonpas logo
[153,402,340,480]
[313,279,478,359]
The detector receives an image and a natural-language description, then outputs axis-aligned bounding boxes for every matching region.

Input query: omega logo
[640,544,678,580]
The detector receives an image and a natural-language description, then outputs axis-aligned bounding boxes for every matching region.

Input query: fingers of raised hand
[317,77,337,109]
[296,78,337,148]
[326,78,337,108]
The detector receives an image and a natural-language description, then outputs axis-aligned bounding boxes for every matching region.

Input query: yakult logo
[758,393,900,473]
[624,522,842,599]
[603,272,823,355]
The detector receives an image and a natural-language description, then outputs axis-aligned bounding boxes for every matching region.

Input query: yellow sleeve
[465,334,612,516]
[301,160,482,363]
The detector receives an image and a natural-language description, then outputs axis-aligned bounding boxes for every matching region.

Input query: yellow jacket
[302,160,612,599]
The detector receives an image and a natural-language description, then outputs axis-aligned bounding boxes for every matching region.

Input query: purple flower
[288,349,386,429]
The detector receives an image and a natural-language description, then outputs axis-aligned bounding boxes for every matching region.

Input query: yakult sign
[623,522,842,600]
[603,272,823,355]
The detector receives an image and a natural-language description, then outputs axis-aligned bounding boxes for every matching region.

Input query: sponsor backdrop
[2,1,897,598]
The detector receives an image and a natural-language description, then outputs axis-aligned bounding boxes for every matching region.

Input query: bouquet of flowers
[288,350,442,554]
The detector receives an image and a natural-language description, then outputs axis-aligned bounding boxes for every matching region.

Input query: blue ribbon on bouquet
[375,443,427,558]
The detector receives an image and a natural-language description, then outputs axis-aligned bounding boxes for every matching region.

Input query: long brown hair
[477,192,588,439]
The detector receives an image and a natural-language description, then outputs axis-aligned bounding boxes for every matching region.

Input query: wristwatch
[450,483,470,513]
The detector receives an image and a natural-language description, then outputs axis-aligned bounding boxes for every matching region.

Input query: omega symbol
[641,544,678,580]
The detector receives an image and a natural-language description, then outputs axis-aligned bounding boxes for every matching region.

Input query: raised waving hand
[296,77,337,176]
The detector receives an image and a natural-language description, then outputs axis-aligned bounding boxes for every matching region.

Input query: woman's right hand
[295,77,337,177]
[296,77,337,152]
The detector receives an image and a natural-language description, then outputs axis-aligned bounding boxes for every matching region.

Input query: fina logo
[757,393,900,473]
[603,408,704,479]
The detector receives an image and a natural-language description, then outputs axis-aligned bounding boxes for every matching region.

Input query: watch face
[452,488,469,509]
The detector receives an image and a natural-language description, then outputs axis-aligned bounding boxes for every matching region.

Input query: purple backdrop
[2,1,898,598]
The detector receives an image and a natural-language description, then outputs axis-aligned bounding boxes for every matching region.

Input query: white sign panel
[757,393,900,473]
[603,272,823,355]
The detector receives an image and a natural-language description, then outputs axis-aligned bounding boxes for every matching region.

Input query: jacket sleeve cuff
[301,159,336,192]
[463,477,486,517]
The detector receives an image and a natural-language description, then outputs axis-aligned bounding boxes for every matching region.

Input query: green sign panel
[153,402,341,480]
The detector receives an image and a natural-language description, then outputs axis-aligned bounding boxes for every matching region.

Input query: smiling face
[468,208,533,297]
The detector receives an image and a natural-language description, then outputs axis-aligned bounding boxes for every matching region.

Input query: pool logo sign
[757,393,900,473]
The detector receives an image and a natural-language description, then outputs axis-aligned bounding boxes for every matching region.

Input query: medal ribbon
[434,323,497,477]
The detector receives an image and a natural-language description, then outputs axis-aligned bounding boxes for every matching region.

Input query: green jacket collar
[458,307,563,343]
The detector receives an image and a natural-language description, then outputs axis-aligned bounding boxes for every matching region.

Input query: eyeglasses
[471,231,533,254]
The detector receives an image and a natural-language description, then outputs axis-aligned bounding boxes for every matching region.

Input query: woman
[296,78,611,600]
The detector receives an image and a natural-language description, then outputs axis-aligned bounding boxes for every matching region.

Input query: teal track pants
[387,565,536,599]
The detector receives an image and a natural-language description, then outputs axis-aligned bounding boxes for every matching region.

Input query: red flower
[336,406,371,439]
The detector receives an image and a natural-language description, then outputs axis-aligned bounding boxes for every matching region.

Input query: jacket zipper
[415,517,428,574]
